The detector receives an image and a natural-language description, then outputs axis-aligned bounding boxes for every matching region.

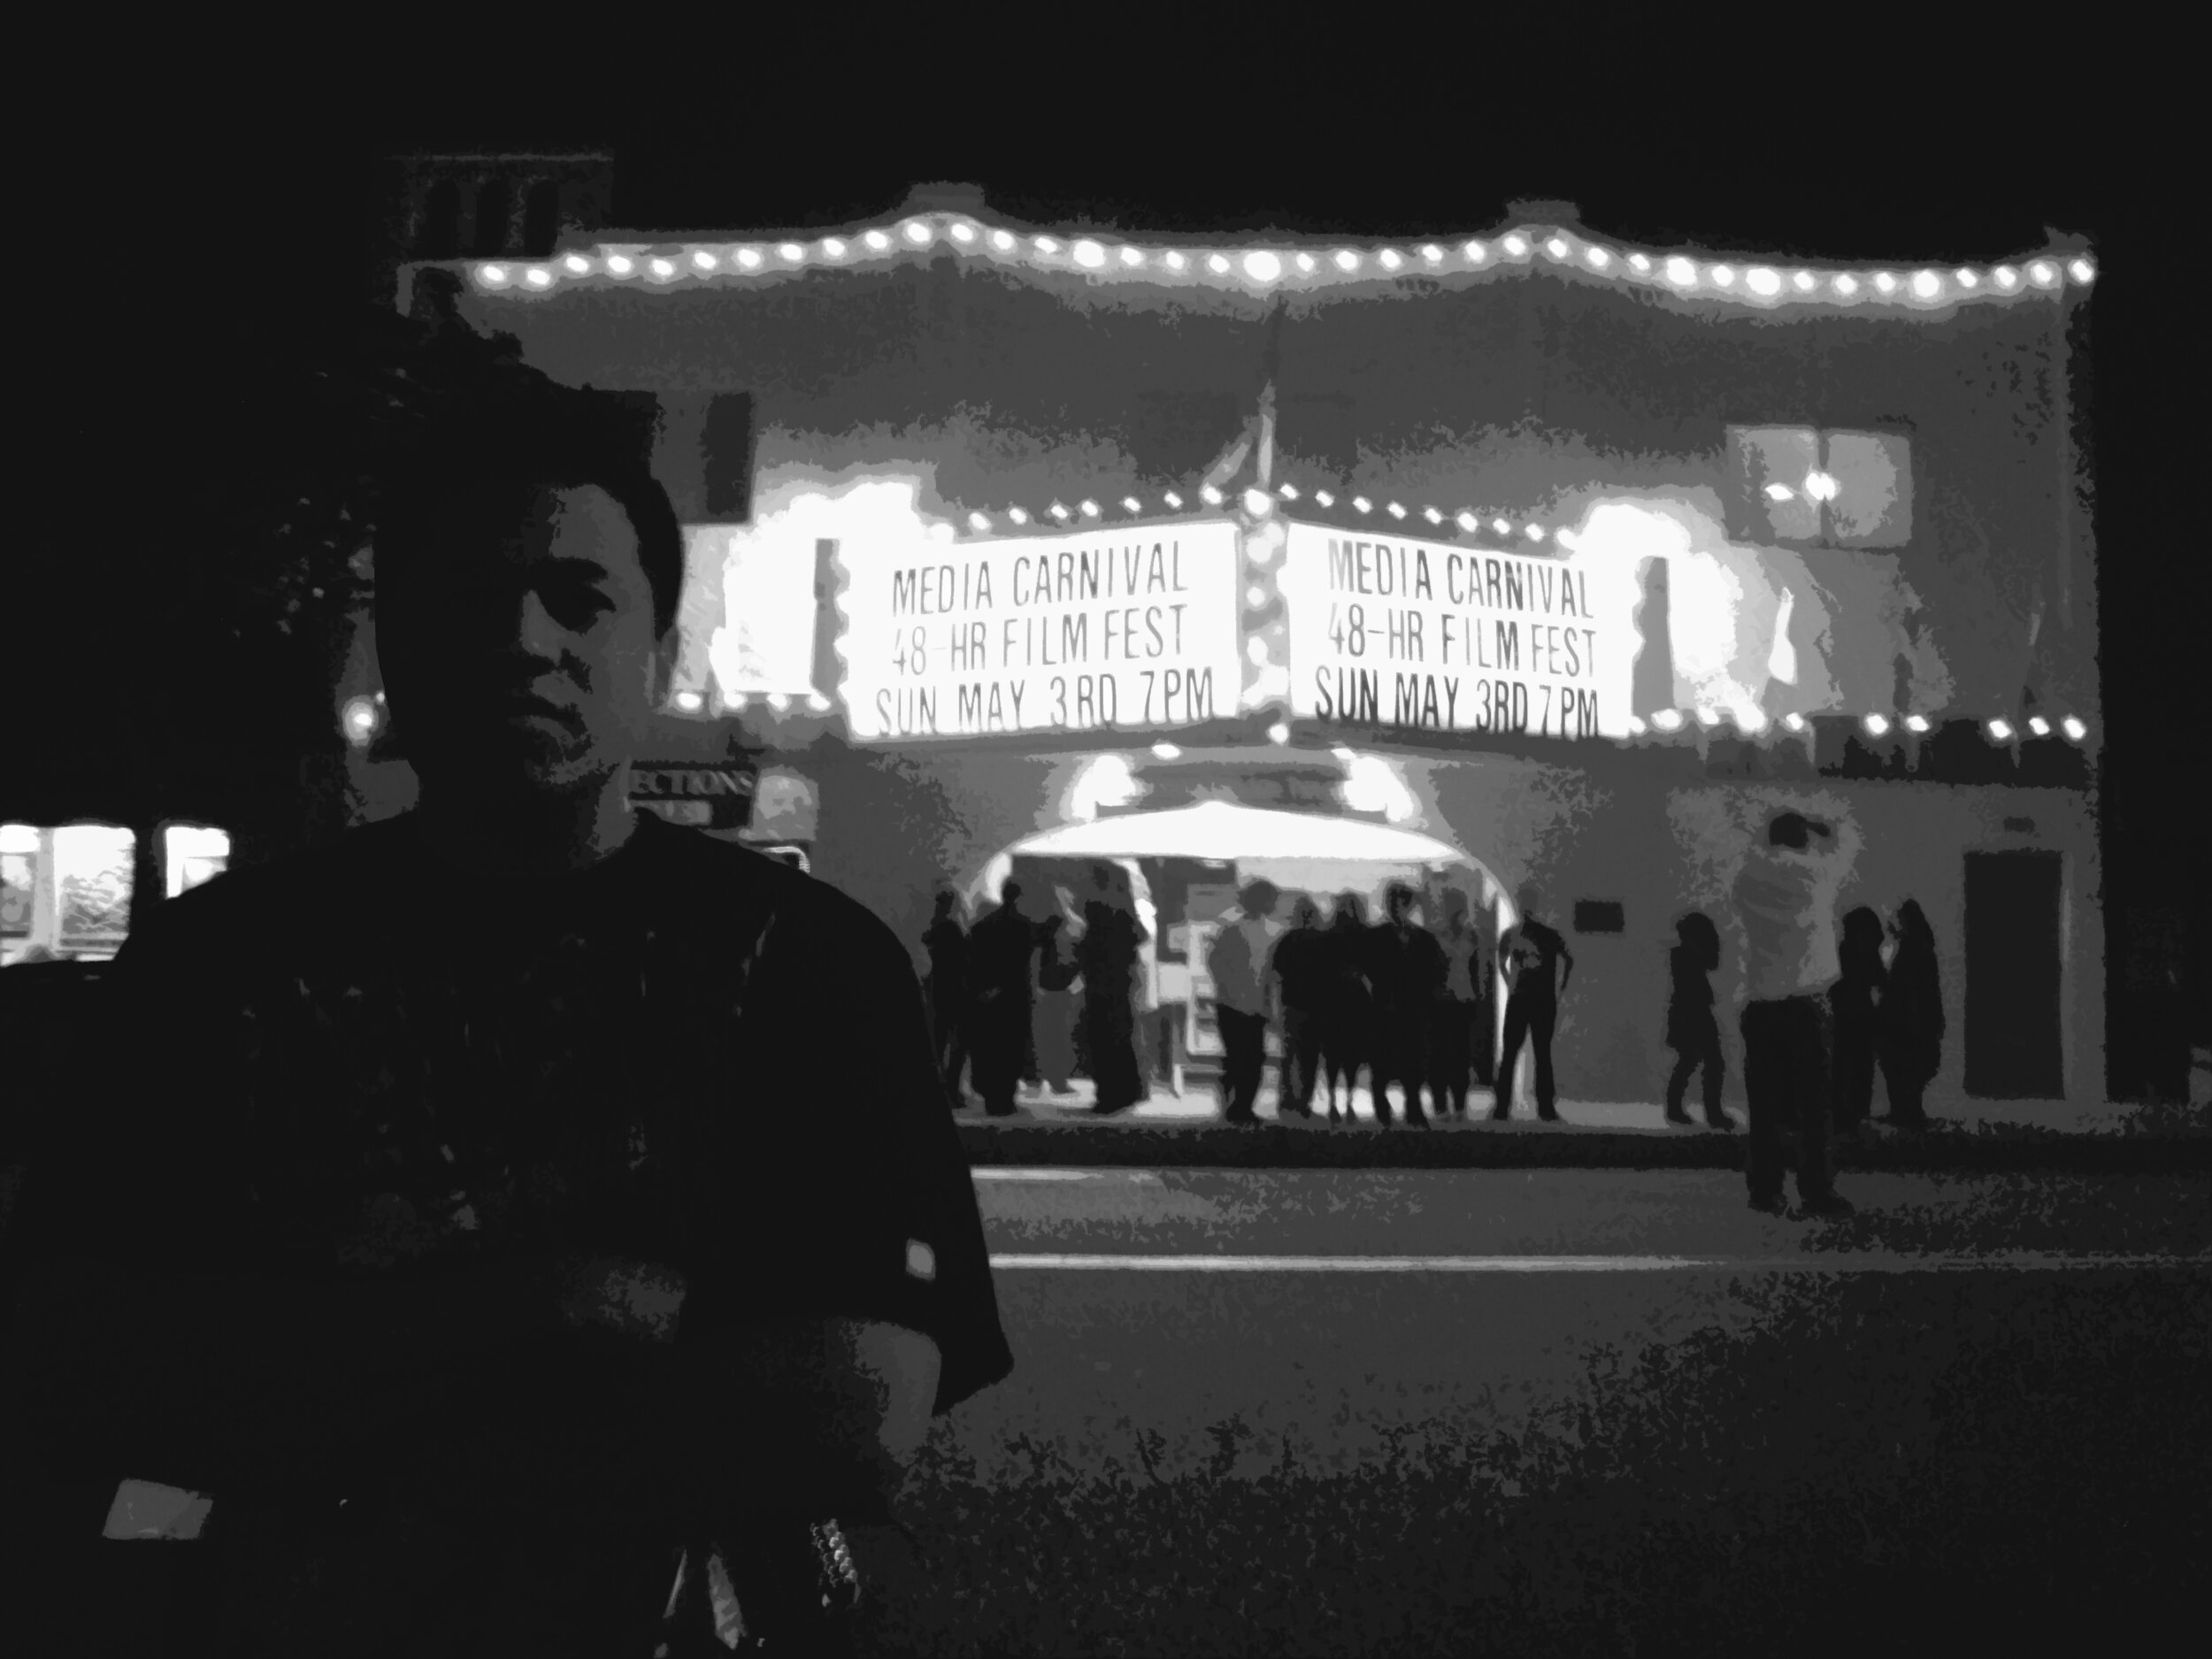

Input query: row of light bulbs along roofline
[337,688,2085,747]
[467,220,2097,309]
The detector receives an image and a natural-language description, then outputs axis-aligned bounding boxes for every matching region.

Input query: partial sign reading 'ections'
[839,523,1242,739]
[1281,525,1640,740]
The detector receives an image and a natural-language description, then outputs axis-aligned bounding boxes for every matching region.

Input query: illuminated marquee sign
[1281,523,1639,741]
[839,522,1241,740]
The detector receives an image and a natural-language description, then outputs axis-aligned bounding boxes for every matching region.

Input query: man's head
[1289,895,1321,930]
[1000,878,1025,910]
[1515,881,1542,919]
[1239,879,1280,920]
[373,384,684,798]
[1385,882,1417,925]
[933,888,960,920]
[1767,810,1832,850]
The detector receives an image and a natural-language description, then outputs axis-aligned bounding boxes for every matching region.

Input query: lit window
[1729,426,1912,549]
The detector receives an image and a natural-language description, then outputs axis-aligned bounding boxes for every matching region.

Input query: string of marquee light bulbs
[465,213,2096,312]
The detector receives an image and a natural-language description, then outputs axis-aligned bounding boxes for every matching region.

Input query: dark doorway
[1964,850,2064,1098]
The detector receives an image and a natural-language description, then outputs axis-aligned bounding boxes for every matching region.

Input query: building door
[1964,850,2064,1098]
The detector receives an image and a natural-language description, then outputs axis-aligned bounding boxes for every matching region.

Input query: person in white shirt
[1206,880,1281,1125]
[1731,810,1855,1218]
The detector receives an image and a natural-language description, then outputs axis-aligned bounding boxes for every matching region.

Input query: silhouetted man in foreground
[1369,883,1445,1128]
[6,373,1013,1655]
[923,887,975,1105]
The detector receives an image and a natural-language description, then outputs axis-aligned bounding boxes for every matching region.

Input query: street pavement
[840,1165,2211,1655]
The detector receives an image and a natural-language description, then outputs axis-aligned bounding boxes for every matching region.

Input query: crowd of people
[923,824,1949,1189]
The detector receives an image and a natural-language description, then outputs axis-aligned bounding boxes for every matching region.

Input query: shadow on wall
[803,740,975,947]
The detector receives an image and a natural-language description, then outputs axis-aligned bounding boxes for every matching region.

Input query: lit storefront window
[165,825,232,899]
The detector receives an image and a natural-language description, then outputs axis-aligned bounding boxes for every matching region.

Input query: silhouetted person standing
[923,888,973,1106]
[1732,810,1854,1217]
[969,880,1042,1118]
[1033,907,1080,1096]
[1831,906,1887,1136]
[1321,891,1377,1124]
[1206,879,1280,1125]
[1431,888,1486,1119]
[1494,885,1572,1123]
[1877,899,1945,1130]
[1370,884,1446,1128]
[4,371,1013,1655]
[1081,864,1149,1116]
[1271,896,1331,1119]
[1663,912,1734,1129]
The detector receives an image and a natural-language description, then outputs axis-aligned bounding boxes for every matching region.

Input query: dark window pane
[522,181,561,257]
[1572,901,1624,934]
[473,178,511,257]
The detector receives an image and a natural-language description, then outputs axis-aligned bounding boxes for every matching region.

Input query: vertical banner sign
[838,522,1243,739]
[1281,523,1640,740]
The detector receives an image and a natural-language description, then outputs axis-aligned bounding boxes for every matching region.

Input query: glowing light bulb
[691,250,718,270]
[479,265,509,286]
[1121,247,1144,265]
[1626,716,1647,733]
[1863,714,1891,736]
[1994,266,2018,288]
[1651,710,1684,731]
[1911,270,1941,300]
[1048,503,1071,519]
[1379,249,1402,269]
[1352,496,1372,513]
[992,231,1015,250]
[1267,722,1291,745]
[649,258,676,279]
[820,240,846,259]
[1422,244,1443,262]
[736,248,762,268]
[766,693,790,711]
[726,692,749,710]
[525,267,551,288]
[1208,253,1231,274]
[1492,518,1511,535]
[1247,585,1267,608]
[1697,706,1722,727]
[2062,717,2086,741]
[2069,258,2094,283]
[674,690,703,711]
[1079,499,1101,517]
[1295,252,1316,272]
[1833,274,1857,296]
[1456,511,1479,532]
[950,223,975,242]
[1747,267,1780,296]
[2028,716,2050,736]
[1466,242,1487,260]
[1122,496,1141,512]
[1874,272,1897,294]
[1666,257,1696,286]
[1313,490,1334,507]
[904,220,933,244]
[1545,237,1569,259]
[779,243,803,262]
[1503,235,1528,257]
[1766,483,1797,503]
[1386,502,1407,518]
[1955,269,1978,288]
[1629,253,1650,272]
[1278,483,1300,500]
[563,255,590,274]
[1711,265,1735,287]
[1034,237,1059,254]
[1525,525,1545,541]
[1243,250,1280,281]
[804,692,830,712]
[1073,241,1105,267]
[1334,250,1360,272]
[1586,247,1610,268]
[968,512,991,531]
[1905,714,1930,733]
[1423,506,1443,524]
[1793,270,1815,291]
[1164,492,1184,510]
[1988,718,2013,741]
[1739,707,1770,733]
[1783,712,1807,732]
[863,231,888,251]
[1164,251,1186,270]
[606,256,634,276]
[1243,488,1274,517]
[1247,637,1270,665]
[1201,485,1224,505]
[1008,507,1029,525]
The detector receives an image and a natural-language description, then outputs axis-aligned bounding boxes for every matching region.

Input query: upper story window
[1729,426,1913,549]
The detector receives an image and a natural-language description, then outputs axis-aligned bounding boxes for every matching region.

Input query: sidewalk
[955,1077,2212,1171]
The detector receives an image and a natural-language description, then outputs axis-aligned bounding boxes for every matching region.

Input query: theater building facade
[337,193,2101,1110]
